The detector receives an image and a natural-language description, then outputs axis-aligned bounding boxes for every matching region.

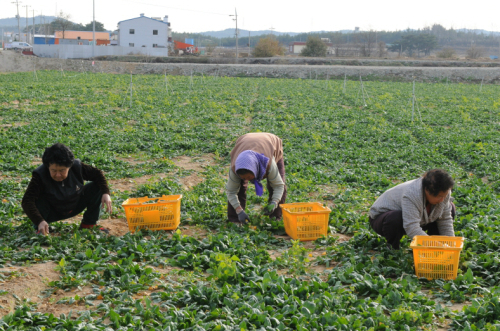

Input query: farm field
[0,71,500,330]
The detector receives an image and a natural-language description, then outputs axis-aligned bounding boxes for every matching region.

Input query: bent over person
[226,132,287,224]
[369,169,456,249]
[22,143,112,235]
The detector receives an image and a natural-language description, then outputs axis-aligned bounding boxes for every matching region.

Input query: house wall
[118,17,169,48]
[293,45,305,54]
[34,37,57,45]
[55,31,110,40]
[59,39,90,45]
[33,44,168,59]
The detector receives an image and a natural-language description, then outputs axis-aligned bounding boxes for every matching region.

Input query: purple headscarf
[235,150,270,196]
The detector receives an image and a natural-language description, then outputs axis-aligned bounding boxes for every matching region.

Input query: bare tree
[206,42,217,55]
[357,30,376,57]
[376,41,387,57]
[53,11,73,39]
[436,47,456,58]
[466,45,485,59]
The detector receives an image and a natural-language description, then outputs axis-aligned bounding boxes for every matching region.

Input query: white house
[118,13,171,49]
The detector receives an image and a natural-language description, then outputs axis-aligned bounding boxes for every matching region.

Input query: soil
[108,174,169,192]
[172,154,218,190]
[176,224,212,240]
[172,154,217,172]
[2,51,500,83]
[108,153,218,192]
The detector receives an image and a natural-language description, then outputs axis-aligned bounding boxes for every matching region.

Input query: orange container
[280,202,331,241]
[410,235,464,280]
[122,195,182,233]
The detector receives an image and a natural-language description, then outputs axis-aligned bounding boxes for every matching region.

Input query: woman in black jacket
[22,143,112,235]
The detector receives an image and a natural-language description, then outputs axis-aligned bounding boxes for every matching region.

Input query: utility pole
[229,8,238,63]
[92,0,95,59]
[12,0,22,41]
[31,9,35,43]
[248,31,250,52]
[23,5,30,43]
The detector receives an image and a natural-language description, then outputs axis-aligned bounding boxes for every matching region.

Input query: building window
[129,29,135,34]
[129,43,134,47]
[153,30,158,35]
[153,44,158,47]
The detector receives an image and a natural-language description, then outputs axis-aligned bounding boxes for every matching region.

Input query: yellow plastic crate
[280,202,331,241]
[410,235,464,280]
[122,195,182,233]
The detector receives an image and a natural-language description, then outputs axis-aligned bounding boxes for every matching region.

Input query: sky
[3,0,500,34]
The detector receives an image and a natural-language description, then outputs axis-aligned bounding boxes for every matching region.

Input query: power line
[122,0,229,16]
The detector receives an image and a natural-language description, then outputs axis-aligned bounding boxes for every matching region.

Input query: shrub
[300,37,328,57]
[252,36,285,57]
[466,45,485,59]
[436,47,456,58]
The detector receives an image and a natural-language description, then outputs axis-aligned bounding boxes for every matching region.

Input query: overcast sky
[3,0,500,33]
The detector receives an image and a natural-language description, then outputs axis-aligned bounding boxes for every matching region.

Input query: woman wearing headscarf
[226,132,286,224]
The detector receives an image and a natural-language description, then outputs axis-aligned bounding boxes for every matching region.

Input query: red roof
[174,40,194,49]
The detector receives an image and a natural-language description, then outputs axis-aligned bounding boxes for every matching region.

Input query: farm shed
[34,35,58,45]
[54,31,110,45]
[174,40,196,54]
[288,41,335,55]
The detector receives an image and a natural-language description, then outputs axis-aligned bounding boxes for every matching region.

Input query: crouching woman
[226,132,287,224]
[22,143,112,235]
[369,169,456,249]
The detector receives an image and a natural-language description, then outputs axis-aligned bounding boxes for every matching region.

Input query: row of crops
[1,71,500,330]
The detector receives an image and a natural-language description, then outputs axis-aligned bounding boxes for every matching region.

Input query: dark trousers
[34,182,103,228]
[369,202,456,249]
[228,158,287,221]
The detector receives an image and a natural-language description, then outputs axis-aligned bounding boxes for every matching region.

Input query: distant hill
[456,28,500,36]
[0,16,56,32]
[199,28,301,38]
[197,28,500,39]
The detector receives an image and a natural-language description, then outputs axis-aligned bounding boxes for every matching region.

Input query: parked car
[5,42,32,50]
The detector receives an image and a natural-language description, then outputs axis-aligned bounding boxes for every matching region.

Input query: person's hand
[237,209,250,223]
[38,221,49,236]
[263,202,277,215]
[101,194,112,213]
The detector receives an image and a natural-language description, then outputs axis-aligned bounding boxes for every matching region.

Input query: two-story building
[118,14,171,48]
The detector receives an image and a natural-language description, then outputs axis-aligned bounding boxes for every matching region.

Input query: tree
[252,36,285,57]
[84,21,106,32]
[415,34,437,56]
[436,47,456,58]
[388,34,437,57]
[358,30,376,57]
[53,11,73,39]
[466,45,485,59]
[376,41,387,57]
[300,37,327,57]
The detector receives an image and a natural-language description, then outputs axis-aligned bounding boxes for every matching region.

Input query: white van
[5,42,32,50]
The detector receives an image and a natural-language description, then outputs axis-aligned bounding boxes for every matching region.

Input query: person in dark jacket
[369,169,456,249]
[22,143,112,235]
